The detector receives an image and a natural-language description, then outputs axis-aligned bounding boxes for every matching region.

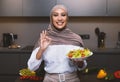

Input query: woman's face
[52,8,68,30]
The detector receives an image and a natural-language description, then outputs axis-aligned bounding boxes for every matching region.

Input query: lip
[56,22,64,26]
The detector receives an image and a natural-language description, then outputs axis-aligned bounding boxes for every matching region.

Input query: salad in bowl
[66,48,93,61]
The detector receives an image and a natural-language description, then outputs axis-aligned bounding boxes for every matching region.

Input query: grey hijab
[34,5,84,49]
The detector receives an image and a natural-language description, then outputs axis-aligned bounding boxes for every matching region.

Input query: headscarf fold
[34,5,84,49]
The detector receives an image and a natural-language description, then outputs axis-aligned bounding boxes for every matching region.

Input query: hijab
[34,5,84,49]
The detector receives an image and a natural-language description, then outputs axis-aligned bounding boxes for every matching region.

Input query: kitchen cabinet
[0,53,20,82]
[57,0,106,16]
[22,0,56,16]
[0,0,120,17]
[22,0,120,17]
[0,0,22,16]
[19,54,31,69]
[107,0,120,16]
[0,76,18,82]
[0,53,20,74]
[15,73,120,82]
[15,50,120,82]
[0,52,31,82]
[87,53,120,72]
[0,48,32,82]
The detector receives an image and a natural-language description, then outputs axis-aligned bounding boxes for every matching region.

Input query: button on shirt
[28,45,87,73]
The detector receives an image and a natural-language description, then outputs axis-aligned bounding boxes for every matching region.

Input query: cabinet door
[107,0,120,16]
[0,0,22,16]
[20,54,31,69]
[0,53,20,74]
[57,0,106,16]
[87,53,120,72]
[23,0,56,16]
[0,76,17,82]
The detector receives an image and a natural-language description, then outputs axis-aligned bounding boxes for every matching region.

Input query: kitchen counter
[0,46,120,54]
[15,73,120,82]
[0,46,33,53]
[15,78,42,82]
[80,73,119,82]
[92,48,120,54]
[0,46,117,82]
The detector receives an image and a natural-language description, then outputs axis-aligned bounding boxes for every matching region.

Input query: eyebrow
[52,12,66,14]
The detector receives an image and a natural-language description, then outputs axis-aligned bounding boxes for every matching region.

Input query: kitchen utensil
[2,33,18,48]
[98,32,106,48]
[3,33,12,47]
[95,27,100,36]
[95,28,106,48]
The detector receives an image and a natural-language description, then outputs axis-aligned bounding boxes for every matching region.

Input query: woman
[28,5,87,82]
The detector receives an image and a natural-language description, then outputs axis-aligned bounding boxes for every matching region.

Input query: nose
[58,15,62,21]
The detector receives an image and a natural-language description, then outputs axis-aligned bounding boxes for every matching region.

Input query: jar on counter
[97,32,106,49]
[99,39,105,48]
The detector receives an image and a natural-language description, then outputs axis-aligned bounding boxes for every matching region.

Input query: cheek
[52,20,57,26]
[63,16,68,22]
[52,19,58,28]
[52,17,56,23]
[64,18,67,25]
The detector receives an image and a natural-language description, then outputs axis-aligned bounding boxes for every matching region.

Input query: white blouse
[27,45,87,73]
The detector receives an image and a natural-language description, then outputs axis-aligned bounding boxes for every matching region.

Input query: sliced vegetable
[105,73,115,80]
[67,48,92,58]
[20,76,43,80]
[114,70,120,79]
[19,68,36,76]
[97,69,107,79]
[81,67,99,74]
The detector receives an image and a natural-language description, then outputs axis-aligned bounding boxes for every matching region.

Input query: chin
[54,26,66,31]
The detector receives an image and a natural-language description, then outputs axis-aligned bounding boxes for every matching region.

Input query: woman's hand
[36,30,52,60]
[72,60,84,68]
[40,30,52,51]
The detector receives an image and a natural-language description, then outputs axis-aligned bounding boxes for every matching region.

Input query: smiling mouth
[56,22,64,26]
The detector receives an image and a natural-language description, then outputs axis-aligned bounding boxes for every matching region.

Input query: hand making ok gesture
[39,30,52,51]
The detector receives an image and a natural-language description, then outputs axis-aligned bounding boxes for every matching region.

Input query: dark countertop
[0,46,33,53]
[0,46,120,54]
[15,78,42,82]
[92,48,120,54]
[80,74,119,82]
[11,46,120,82]
[15,73,120,82]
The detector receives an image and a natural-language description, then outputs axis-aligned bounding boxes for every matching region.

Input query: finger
[41,30,44,38]
[46,36,51,40]
[40,31,45,43]
[46,36,52,44]
[42,30,45,38]
[48,38,52,45]
[40,32,43,42]
[40,34,43,46]
[42,30,46,40]
[40,32,42,39]
[44,30,47,36]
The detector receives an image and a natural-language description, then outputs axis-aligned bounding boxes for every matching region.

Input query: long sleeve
[27,47,43,71]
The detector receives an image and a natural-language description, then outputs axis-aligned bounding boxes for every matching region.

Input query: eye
[52,13,58,17]
[61,13,66,16]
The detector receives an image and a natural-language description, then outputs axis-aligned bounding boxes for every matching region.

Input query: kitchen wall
[0,17,120,49]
